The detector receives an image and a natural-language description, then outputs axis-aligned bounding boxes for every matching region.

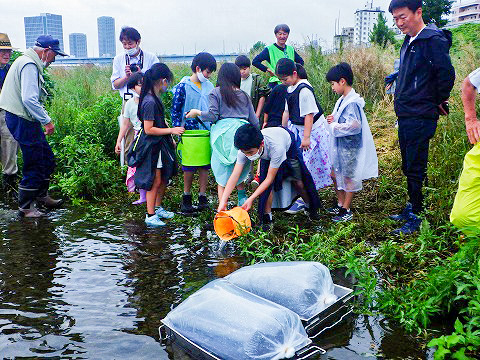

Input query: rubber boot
[197,194,210,211]
[181,194,197,214]
[36,180,64,209]
[132,189,147,205]
[18,188,45,218]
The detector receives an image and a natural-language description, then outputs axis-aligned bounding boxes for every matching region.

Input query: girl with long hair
[186,63,259,206]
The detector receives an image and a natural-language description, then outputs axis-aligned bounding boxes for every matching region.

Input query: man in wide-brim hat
[0,34,67,217]
[0,33,19,194]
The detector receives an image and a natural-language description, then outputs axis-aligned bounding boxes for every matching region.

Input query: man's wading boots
[18,188,45,218]
[18,180,64,218]
[36,180,64,210]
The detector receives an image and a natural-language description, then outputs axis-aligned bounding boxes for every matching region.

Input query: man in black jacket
[388,0,455,234]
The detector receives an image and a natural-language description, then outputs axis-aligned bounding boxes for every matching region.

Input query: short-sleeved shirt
[111,50,159,99]
[123,97,142,131]
[469,68,480,93]
[141,94,165,128]
[285,80,319,117]
[237,127,292,169]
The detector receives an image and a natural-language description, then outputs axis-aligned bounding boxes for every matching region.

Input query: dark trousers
[398,117,437,214]
[5,112,55,190]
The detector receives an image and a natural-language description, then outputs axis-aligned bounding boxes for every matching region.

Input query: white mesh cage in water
[225,261,337,320]
[162,279,311,360]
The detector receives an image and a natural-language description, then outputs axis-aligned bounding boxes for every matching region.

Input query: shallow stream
[0,201,432,359]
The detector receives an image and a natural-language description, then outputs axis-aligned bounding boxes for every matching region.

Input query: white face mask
[246,147,263,161]
[125,47,139,56]
[132,92,140,98]
[197,71,208,83]
[41,51,49,68]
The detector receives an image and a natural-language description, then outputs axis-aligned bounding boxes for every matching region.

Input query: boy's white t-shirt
[284,80,318,117]
[240,75,254,98]
[236,127,292,169]
[123,97,142,131]
[469,67,480,93]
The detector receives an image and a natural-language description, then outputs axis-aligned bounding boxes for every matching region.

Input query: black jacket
[128,132,177,191]
[394,24,455,120]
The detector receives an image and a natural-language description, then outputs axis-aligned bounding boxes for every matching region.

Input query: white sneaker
[155,207,175,219]
[285,199,307,214]
[145,214,166,226]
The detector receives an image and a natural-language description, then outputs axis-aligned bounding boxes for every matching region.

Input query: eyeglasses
[0,49,12,55]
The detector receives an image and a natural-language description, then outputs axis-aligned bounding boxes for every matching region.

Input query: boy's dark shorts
[286,158,302,181]
[182,165,211,172]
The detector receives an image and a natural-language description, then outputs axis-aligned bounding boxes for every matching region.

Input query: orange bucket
[214,207,252,241]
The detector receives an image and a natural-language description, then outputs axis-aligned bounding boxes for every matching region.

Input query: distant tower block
[98,16,116,57]
[69,33,87,57]
[24,13,64,50]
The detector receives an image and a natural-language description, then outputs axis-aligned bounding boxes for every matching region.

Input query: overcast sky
[5,0,404,57]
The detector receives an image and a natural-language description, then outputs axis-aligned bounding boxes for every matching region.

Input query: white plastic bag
[226,262,337,320]
[162,279,311,360]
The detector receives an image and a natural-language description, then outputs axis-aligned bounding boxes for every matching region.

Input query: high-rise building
[24,13,64,50]
[334,27,355,52]
[97,16,116,57]
[450,1,480,26]
[69,33,87,57]
[354,2,385,45]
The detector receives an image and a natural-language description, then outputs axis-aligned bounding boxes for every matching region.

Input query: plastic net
[162,279,311,360]
[226,261,337,320]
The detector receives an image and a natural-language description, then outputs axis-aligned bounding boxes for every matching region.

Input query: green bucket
[177,130,211,166]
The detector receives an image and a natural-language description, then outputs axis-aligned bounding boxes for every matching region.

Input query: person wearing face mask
[0,33,19,194]
[171,52,217,214]
[115,72,147,205]
[111,27,159,158]
[0,35,67,217]
[218,124,321,229]
[252,24,304,89]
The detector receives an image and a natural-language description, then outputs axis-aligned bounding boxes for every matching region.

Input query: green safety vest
[266,44,295,84]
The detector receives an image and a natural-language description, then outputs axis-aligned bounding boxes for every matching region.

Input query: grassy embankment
[43,24,480,358]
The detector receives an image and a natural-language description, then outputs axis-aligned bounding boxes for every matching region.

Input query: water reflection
[0,218,73,356]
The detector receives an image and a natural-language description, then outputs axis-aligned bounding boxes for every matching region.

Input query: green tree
[249,41,266,56]
[369,13,396,48]
[422,0,454,27]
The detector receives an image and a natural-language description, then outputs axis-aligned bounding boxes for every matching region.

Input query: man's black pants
[398,117,437,215]
[5,112,56,191]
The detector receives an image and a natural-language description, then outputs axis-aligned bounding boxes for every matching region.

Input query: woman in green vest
[252,24,304,89]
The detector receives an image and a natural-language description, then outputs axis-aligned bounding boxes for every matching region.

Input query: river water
[0,200,432,359]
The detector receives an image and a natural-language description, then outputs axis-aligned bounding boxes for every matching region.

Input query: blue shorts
[182,164,211,172]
